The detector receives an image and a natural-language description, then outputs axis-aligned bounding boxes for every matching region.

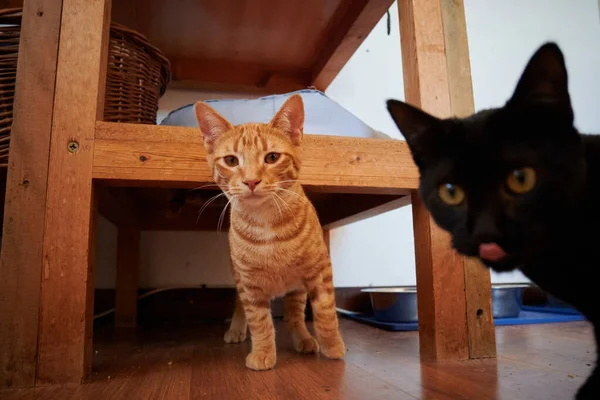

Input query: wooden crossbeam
[93,122,419,194]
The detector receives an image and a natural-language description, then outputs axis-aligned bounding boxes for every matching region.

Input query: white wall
[95,0,600,289]
[465,0,600,133]
[325,3,416,286]
[327,0,600,286]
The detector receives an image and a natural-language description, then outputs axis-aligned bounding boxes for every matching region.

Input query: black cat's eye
[223,155,239,167]
[506,167,536,194]
[265,152,281,164]
[438,183,465,206]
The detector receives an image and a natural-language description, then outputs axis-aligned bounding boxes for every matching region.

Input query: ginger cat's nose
[243,179,261,192]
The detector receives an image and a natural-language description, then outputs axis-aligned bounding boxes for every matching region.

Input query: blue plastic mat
[337,307,586,332]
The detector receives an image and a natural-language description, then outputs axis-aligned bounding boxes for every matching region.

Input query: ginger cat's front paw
[224,328,247,344]
[320,336,346,359]
[245,351,277,370]
[294,337,319,354]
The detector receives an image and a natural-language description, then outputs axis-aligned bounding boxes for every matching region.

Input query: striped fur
[195,95,345,370]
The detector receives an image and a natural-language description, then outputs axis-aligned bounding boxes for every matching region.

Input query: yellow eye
[438,183,465,206]
[265,152,281,164]
[506,167,536,194]
[224,155,238,167]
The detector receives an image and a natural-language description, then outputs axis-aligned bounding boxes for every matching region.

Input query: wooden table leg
[440,0,496,360]
[115,228,141,329]
[98,187,141,334]
[36,0,112,385]
[399,0,496,361]
[412,192,469,361]
[0,0,63,388]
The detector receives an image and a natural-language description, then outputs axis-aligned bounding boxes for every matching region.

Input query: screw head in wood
[68,141,79,153]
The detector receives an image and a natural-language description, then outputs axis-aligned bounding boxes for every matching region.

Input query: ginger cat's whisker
[277,178,325,189]
[196,192,227,223]
[274,179,305,186]
[218,198,233,233]
[269,193,284,218]
[273,192,298,226]
[189,181,220,191]
[272,191,292,212]
[271,191,295,218]
[273,179,299,183]
[275,187,308,203]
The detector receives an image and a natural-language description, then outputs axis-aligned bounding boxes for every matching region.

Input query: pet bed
[160,89,393,139]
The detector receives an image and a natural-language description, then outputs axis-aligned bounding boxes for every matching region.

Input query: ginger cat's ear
[269,94,304,145]
[194,101,234,150]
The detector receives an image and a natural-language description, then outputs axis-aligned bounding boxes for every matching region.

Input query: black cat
[386,43,598,400]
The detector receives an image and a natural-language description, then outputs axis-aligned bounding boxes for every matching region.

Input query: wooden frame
[0,0,62,387]
[398,0,496,361]
[36,0,111,384]
[0,0,495,387]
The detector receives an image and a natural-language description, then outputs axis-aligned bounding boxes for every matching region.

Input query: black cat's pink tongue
[479,243,507,262]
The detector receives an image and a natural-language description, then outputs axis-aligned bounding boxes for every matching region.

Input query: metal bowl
[362,284,529,323]
[362,287,418,322]
[491,283,529,318]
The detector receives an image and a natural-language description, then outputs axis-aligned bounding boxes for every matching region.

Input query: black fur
[386,43,598,400]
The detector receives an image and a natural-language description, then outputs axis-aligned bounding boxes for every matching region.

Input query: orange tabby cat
[194,95,345,370]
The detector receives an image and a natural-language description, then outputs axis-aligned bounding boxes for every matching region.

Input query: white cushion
[160,89,392,139]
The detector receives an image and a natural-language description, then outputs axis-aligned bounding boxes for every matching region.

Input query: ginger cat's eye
[438,183,465,206]
[265,152,281,164]
[506,167,536,194]
[224,155,238,167]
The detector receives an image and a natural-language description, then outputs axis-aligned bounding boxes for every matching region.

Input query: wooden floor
[1,318,595,399]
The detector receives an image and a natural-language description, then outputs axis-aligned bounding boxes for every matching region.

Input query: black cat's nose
[473,231,502,245]
[470,212,502,244]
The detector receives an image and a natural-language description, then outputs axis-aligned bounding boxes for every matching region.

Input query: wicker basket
[0,8,171,167]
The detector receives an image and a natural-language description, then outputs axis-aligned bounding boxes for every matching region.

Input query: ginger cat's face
[208,124,300,205]
[194,95,304,207]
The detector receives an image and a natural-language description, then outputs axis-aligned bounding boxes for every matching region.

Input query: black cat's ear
[508,43,573,121]
[386,99,442,167]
